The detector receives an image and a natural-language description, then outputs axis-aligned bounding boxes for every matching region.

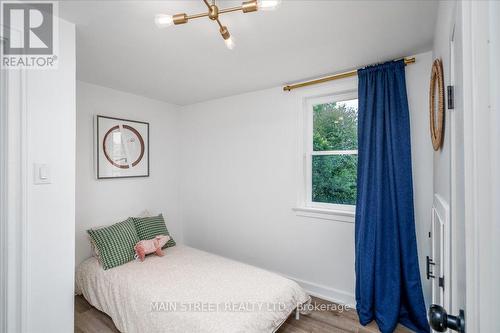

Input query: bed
[76,245,311,333]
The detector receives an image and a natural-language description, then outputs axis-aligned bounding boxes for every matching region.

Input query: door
[428,2,467,332]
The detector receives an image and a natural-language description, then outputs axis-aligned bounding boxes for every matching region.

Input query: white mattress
[76,245,310,333]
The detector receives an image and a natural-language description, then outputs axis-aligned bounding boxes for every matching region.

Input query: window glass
[313,99,358,151]
[309,98,358,206]
[312,155,357,205]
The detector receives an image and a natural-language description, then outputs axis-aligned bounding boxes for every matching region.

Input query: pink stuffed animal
[134,235,170,262]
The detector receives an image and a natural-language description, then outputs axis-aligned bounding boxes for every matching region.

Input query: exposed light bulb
[155,14,174,28]
[257,0,282,11]
[224,36,235,50]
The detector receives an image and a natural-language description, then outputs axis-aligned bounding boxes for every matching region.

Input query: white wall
[179,51,433,306]
[75,82,182,266]
[74,51,434,308]
[26,19,76,333]
[407,52,434,309]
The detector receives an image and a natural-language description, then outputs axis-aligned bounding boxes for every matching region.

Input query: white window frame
[294,90,357,223]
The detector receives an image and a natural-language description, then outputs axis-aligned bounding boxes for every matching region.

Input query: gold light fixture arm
[187,12,208,20]
[172,0,258,25]
[215,18,224,29]
[202,0,211,9]
[219,6,244,14]
[168,0,259,48]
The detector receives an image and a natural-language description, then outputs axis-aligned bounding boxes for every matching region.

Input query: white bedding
[76,245,310,333]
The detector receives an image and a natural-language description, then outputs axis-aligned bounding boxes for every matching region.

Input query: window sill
[293,207,355,223]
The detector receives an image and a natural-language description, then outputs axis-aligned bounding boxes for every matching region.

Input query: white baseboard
[284,275,356,309]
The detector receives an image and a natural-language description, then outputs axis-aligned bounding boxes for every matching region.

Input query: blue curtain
[355,60,429,333]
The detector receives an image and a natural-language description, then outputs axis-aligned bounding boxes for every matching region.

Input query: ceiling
[60,0,438,105]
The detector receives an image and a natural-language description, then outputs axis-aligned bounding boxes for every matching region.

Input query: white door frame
[461,1,497,332]
[489,2,500,332]
[0,36,7,333]
[0,28,29,333]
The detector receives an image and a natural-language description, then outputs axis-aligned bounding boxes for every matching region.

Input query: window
[303,92,358,213]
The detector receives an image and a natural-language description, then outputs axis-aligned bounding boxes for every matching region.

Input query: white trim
[305,201,355,212]
[299,90,358,218]
[293,206,355,223]
[20,60,29,333]
[282,274,356,308]
[311,150,358,156]
[1,25,29,333]
[489,2,500,331]
[0,37,8,333]
[461,3,479,331]
[461,2,496,332]
[448,15,461,320]
[307,93,358,107]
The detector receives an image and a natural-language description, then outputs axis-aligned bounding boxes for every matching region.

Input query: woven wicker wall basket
[429,58,445,151]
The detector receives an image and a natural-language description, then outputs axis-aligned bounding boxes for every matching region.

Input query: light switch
[34,164,51,184]
[39,166,47,179]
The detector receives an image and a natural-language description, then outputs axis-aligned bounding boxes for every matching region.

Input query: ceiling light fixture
[155,0,281,50]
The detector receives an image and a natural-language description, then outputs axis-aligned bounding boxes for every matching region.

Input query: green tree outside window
[312,100,358,205]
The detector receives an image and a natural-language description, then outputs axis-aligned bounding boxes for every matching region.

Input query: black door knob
[429,304,465,333]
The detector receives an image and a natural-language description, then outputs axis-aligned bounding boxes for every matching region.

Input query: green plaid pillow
[132,214,176,248]
[87,218,139,270]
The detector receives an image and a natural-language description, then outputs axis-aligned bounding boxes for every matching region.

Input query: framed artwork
[95,115,149,179]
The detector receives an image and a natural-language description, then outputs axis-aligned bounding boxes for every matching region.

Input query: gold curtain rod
[283,57,416,92]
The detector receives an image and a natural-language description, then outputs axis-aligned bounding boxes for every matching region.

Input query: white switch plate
[34,163,51,184]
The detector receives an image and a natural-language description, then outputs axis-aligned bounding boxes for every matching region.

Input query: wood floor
[75,295,413,333]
